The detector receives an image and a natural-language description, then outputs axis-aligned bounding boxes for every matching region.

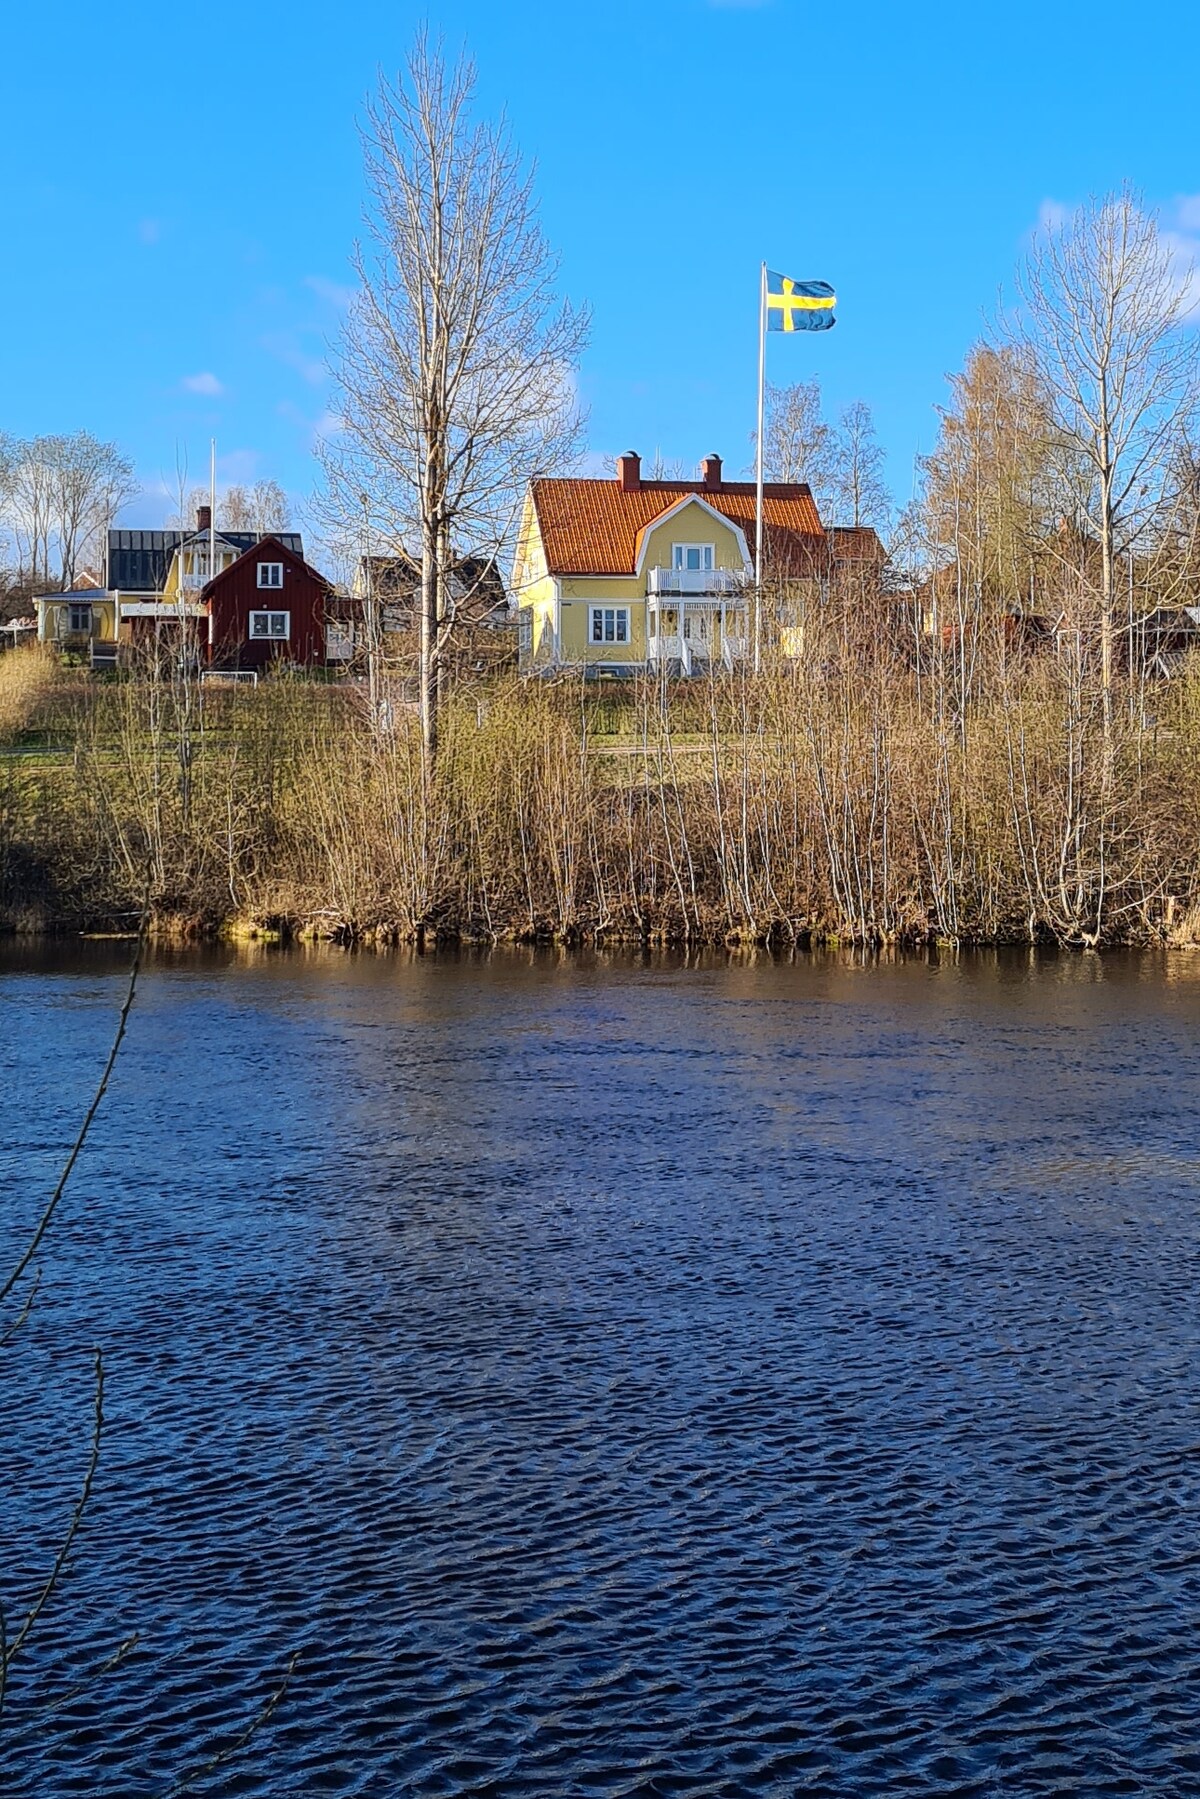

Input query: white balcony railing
[648,632,749,674]
[647,567,746,597]
[119,600,207,619]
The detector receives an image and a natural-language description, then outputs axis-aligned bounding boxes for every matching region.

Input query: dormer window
[258,562,284,589]
[673,544,714,572]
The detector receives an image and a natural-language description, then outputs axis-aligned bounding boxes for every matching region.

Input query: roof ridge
[531,474,815,496]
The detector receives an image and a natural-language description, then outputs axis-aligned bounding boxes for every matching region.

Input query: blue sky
[2,0,1198,542]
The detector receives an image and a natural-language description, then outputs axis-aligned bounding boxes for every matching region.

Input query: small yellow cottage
[512,452,830,674]
[34,584,119,658]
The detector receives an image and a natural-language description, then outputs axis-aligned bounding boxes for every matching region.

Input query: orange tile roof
[530,477,825,576]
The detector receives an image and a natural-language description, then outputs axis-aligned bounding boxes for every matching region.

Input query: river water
[3,943,1200,1796]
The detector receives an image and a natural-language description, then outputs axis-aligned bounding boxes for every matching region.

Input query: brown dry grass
[5,647,1200,946]
[0,646,61,741]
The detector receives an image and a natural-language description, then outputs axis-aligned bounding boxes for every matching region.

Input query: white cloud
[278,400,345,449]
[262,333,327,386]
[311,408,346,443]
[1155,197,1200,320]
[181,371,224,396]
[1036,197,1069,234]
[1031,194,1200,321]
[1158,227,1200,320]
[304,274,355,309]
[577,450,620,477]
[216,448,262,484]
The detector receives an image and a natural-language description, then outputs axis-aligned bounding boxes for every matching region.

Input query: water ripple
[2,946,1200,1794]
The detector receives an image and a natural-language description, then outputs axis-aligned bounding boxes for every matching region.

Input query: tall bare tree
[47,433,137,587]
[1010,188,1199,738]
[0,433,15,509]
[756,379,837,511]
[922,343,1069,632]
[0,436,17,597]
[830,400,892,530]
[5,441,54,588]
[222,479,290,535]
[321,34,588,766]
[1,432,134,588]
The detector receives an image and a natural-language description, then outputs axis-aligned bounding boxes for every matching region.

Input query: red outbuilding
[202,535,333,670]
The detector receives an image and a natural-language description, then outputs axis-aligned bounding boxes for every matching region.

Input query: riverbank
[3,645,1200,949]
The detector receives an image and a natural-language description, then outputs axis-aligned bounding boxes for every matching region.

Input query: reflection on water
[3,943,1200,1796]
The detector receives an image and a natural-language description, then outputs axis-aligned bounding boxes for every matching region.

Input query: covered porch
[646,595,748,674]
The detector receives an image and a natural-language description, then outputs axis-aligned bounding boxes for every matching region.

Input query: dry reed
[2,643,1200,947]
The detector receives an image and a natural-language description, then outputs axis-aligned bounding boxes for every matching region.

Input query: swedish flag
[766,271,836,332]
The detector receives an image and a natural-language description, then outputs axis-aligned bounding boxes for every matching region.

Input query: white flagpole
[754,260,767,675]
[209,438,217,653]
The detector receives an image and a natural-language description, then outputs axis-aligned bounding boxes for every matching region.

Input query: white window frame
[588,605,630,646]
[249,610,291,642]
[672,543,714,573]
[257,562,284,589]
[67,602,93,633]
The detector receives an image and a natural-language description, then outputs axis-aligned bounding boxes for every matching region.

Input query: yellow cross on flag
[766,272,836,332]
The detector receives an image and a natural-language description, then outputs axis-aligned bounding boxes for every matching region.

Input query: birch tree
[1011,188,1199,738]
[1,433,134,588]
[830,401,892,530]
[322,35,588,766]
[222,479,290,534]
[758,380,837,508]
[46,433,136,587]
[6,441,54,588]
[0,436,16,593]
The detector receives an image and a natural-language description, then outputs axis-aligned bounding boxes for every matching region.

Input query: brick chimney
[197,503,212,532]
[700,453,722,491]
[616,451,641,492]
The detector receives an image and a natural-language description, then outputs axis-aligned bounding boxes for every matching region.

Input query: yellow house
[110,510,307,650]
[512,451,829,673]
[115,523,243,648]
[35,585,119,661]
[36,508,311,665]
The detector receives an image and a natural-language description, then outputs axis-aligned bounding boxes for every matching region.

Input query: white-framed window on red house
[257,562,284,589]
[249,611,290,641]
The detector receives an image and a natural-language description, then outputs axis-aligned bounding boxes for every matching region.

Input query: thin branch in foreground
[36,1632,140,1719]
[0,1267,41,1347]
[0,1348,105,1725]
[162,1651,302,1797]
[0,1633,140,1748]
[0,929,145,1314]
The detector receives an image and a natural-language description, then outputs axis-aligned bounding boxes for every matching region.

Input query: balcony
[120,600,207,620]
[647,566,746,597]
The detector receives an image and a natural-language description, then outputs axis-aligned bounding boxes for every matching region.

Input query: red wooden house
[202,535,333,670]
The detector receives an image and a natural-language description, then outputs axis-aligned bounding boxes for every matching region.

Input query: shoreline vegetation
[4,642,1200,953]
[7,101,1200,966]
